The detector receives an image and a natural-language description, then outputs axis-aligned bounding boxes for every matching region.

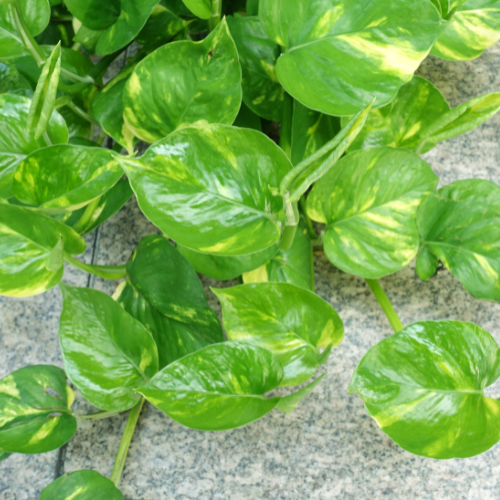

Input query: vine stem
[365,279,404,333]
[208,0,222,32]
[64,254,128,280]
[73,410,121,421]
[110,398,145,488]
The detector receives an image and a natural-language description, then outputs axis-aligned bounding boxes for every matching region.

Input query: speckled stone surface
[2,45,500,499]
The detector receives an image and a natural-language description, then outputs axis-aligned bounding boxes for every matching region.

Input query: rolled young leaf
[431,0,500,61]
[39,470,124,500]
[59,285,159,412]
[0,365,76,454]
[0,93,68,199]
[0,204,85,297]
[214,283,343,386]
[123,18,241,143]
[119,125,292,256]
[26,41,61,139]
[417,179,500,301]
[350,321,500,459]
[114,235,223,369]
[12,145,123,214]
[259,0,447,116]
[138,342,284,430]
[307,147,439,279]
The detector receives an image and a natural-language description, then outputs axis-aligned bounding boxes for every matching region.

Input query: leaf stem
[208,0,222,32]
[60,67,94,84]
[110,398,145,488]
[279,92,293,160]
[64,254,129,280]
[11,3,47,66]
[67,101,98,125]
[73,410,121,421]
[72,197,101,234]
[365,279,404,333]
[299,196,316,239]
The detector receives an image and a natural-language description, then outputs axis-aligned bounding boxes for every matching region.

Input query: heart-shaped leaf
[0,204,85,297]
[12,145,122,214]
[0,60,32,96]
[243,217,314,291]
[0,94,68,199]
[432,0,500,61]
[227,14,284,122]
[136,3,188,46]
[123,19,241,143]
[181,0,212,19]
[0,365,76,454]
[119,125,291,256]
[417,179,500,301]
[138,342,284,430]
[214,283,343,386]
[114,235,223,369]
[259,0,446,115]
[59,285,159,412]
[350,320,500,459]
[307,147,439,279]
[18,0,51,36]
[39,470,124,500]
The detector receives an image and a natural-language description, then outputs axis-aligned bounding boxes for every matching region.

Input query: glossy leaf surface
[19,0,51,36]
[59,285,159,412]
[182,0,212,19]
[0,365,76,454]
[307,147,438,279]
[0,94,68,199]
[259,0,446,115]
[214,283,343,386]
[0,5,29,59]
[417,179,500,301]
[114,235,223,369]
[243,217,314,291]
[13,145,122,214]
[432,0,500,61]
[39,470,125,500]
[350,321,500,459]
[0,60,32,96]
[227,14,283,122]
[120,125,291,255]
[0,204,85,297]
[123,19,241,143]
[65,0,120,30]
[139,342,283,430]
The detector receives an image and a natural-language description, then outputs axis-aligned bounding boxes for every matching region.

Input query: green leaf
[26,42,61,139]
[73,25,103,53]
[432,0,500,61]
[343,76,450,154]
[417,179,500,301]
[0,204,85,297]
[12,145,123,214]
[0,60,32,96]
[233,101,262,131]
[243,217,314,291]
[307,147,438,279]
[0,5,29,59]
[114,235,223,369]
[39,470,124,500]
[45,235,64,272]
[0,450,10,461]
[259,0,446,116]
[178,243,278,281]
[290,101,340,167]
[415,247,439,281]
[65,0,121,30]
[0,93,68,199]
[182,0,212,19]
[119,124,291,256]
[136,3,188,46]
[0,365,76,454]
[59,284,159,412]
[123,19,241,143]
[349,320,500,459]
[58,104,91,140]
[18,0,51,36]
[276,373,326,413]
[247,0,259,16]
[138,342,283,430]
[214,282,343,386]
[227,14,283,122]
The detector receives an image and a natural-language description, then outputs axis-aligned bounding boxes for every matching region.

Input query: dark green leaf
[0,365,76,454]
[214,282,343,386]
[123,19,241,143]
[65,0,120,30]
[247,0,259,16]
[227,14,283,122]
[182,0,212,19]
[39,470,124,500]
[0,60,32,96]
[58,105,91,139]
[12,145,123,214]
[0,451,11,461]
[136,3,188,46]
[0,204,85,296]
[114,235,223,369]
[0,5,30,59]
[59,285,159,412]
[259,0,446,115]
[350,320,500,459]
[307,147,438,279]
[233,101,262,131]
[417,179,500,301]
[119,124,291,256]
[138,342,283,430]
[73,25,103,53]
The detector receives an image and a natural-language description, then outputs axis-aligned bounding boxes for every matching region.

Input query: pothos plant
[0,0,500,496]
